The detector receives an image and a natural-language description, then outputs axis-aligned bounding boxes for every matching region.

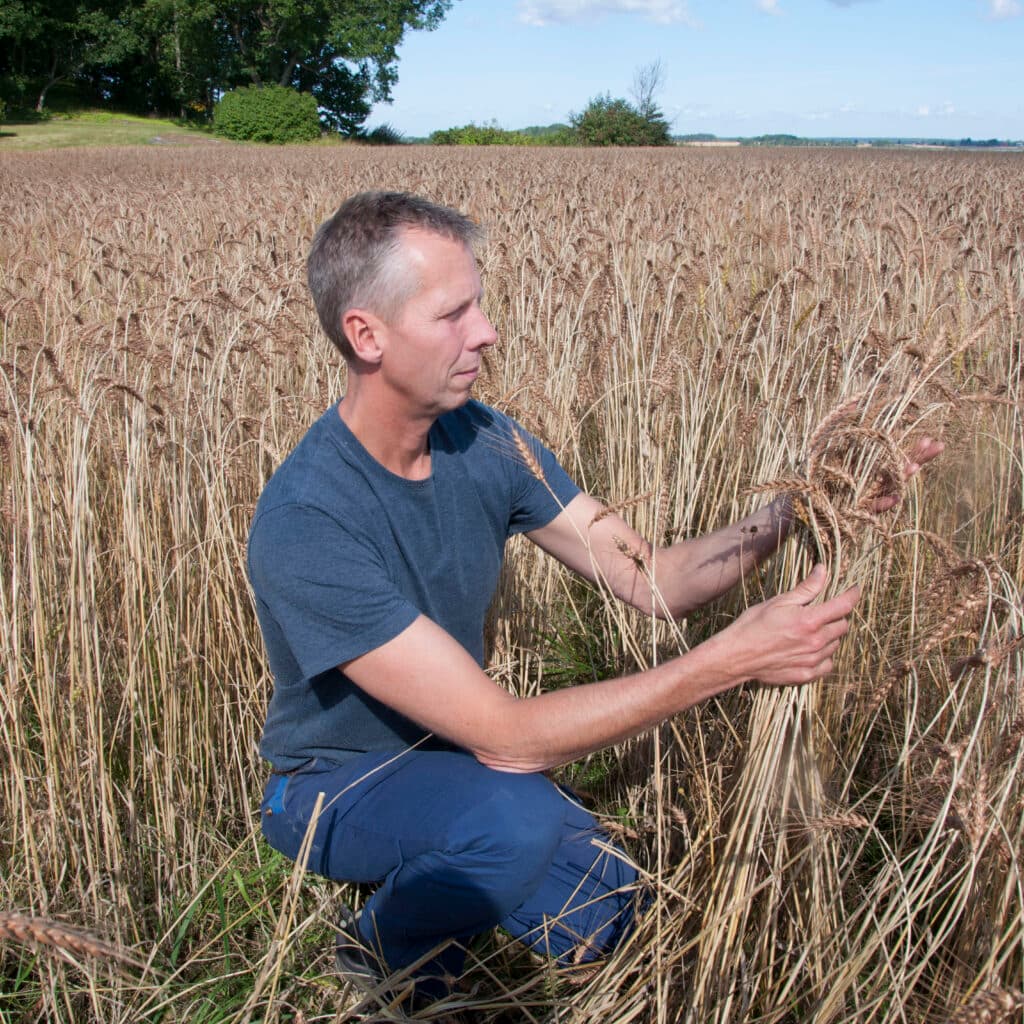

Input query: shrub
[212,85,320,144]
[519,123,577,146]
[430,122,531,146]
[359,123,404,146]
[570,94,671,147]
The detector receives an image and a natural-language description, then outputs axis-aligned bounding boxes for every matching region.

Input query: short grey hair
[307,191,483,361]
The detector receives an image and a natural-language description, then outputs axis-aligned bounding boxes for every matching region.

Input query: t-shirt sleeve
[498,416,581,535]
[247,503,420,680]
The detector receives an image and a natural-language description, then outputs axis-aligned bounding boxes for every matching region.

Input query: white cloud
[518,0,696,26]
[756,0,782,14]
[914,102,959,119]
[838,101,858,113]
[988,0,1022,17]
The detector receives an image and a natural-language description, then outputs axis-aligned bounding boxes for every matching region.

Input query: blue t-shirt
[247,399,580,772]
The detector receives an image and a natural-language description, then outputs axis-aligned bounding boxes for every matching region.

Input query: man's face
[375,228,497,417]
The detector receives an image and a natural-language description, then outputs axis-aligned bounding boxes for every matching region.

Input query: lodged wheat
[0,911,148,972]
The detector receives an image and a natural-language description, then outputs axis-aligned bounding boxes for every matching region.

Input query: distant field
[0,111,218,150]
[0,143,1021,1023]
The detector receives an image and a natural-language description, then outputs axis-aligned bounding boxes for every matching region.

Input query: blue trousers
[260,749,638,990]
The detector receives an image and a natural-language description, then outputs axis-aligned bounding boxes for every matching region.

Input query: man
[247,192,938,1010]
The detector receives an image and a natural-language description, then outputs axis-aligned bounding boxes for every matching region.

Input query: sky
[367,0,1024,140]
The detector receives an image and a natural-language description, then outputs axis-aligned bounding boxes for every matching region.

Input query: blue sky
[368,0,1023,139]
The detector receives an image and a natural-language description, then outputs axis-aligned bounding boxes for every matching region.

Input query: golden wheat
[0,142,1021,1023]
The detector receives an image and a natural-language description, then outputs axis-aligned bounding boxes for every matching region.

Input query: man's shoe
[335,905,386,985]
[334,906,471,1021]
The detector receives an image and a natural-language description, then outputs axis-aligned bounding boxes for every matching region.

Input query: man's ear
[341,308,385,365]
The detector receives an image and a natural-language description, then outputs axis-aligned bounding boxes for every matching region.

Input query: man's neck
[338,382,434,481]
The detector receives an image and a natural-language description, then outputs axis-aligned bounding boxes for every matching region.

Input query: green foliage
[430,121,531,145]
[748,133,801,146]
[201,0,452,134]
[212,85,320,143]
[570,93,671,147]
[429,120,576,146]
[0,97,5,122]
[517,122,568,136]
[0,0,141,112]
[518,122,575,143]
[0,0,453,134]
[958,137,1013,147]
[531,125,576,146]
[359,122,405,145]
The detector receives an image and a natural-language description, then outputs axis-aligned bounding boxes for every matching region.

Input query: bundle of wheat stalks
[1,144,1021,1022]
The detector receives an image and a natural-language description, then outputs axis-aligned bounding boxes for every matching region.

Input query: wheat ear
[946,989,1024,1024]
[0,910,148,972]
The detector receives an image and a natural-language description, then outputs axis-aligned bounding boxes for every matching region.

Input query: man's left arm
[528,492,793,619]
[528,437,944,619]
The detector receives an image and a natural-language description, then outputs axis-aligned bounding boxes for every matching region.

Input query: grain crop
[0,143,1021,1022]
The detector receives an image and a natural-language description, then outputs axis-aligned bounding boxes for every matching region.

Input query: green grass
[0,109,218,151]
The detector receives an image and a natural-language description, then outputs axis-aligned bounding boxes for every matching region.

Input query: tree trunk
[35,56,62,113]
[278,56,299,87]
[174,2,185,118]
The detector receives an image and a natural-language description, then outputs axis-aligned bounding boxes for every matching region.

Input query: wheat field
[0,144,1022,1023]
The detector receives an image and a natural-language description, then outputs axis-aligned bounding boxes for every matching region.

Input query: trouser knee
[443,771,569,914]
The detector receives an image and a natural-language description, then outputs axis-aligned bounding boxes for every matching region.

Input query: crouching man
[247,191,883,1010]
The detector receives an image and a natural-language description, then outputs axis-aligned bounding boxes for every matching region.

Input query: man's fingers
[810,584,861,625]
[871,495,899,513]
[813,654,836,679]
[903,436,944,479]
[820,618,850,644]
[862,436,945,515]
[786,564,828,605]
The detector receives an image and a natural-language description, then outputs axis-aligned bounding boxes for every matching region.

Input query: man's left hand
[868,435,945,512]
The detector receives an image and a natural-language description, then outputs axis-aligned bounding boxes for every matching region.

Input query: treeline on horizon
[419,125,1023,148]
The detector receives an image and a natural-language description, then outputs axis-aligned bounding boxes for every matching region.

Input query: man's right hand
[716,565,860,687]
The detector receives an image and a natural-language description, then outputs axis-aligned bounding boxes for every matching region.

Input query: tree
[630,58,665,123]
[0,0,141,111]
[0,0,455,133]
[208,0,452,133]
[131,0,225,118]
[570,93,671,147]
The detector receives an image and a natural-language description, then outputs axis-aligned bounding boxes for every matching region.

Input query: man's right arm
[341,565,858,774]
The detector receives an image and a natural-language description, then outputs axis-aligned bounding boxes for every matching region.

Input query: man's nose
[469,307,498,350]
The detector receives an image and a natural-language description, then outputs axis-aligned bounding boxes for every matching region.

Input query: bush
[429,122,532,146]
[519,123,577,146]
[212,85,320,144]
[359,123,404,146]
[570,94,671,147]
